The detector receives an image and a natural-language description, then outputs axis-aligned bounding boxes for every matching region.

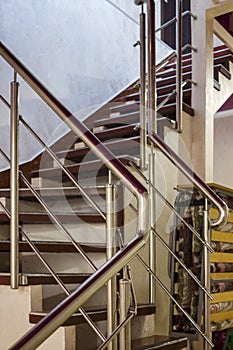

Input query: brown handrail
[0,40,149,349]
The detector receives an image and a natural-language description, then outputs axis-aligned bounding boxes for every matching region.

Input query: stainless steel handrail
[149,132,229,228]
[0,41,149,349]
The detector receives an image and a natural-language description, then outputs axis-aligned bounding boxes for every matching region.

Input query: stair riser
[22,252,106,274]
[2,196,106,214]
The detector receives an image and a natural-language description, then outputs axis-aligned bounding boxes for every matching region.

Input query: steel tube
[106,183,117,350]
[135,0,156,133]
[176,0,183,132]
[119,279,131,350]
[149,153,156,303]
[139,11,147,170]
[10,80,19,289]
[149,132,228,228]
[203,198,211,350]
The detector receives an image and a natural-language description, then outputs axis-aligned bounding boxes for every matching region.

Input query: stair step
[109,101,140,116]
[56,136,140,163]
[214,64,231,81]
[156,71,192,88]
[94,111,140,128]
[0,272,91,285]
[0,212,105,224]
[157,88,192,106]
[132,335,187,350]
[158,102,195,119]
[30,155,133,181]
[92,123,139,141]
[29,303,156,326]
[0,186,106,200]
[0,240,106,253]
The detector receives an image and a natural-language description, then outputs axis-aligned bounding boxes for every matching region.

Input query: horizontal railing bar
[149,133,228,228]
[19,115,106,221]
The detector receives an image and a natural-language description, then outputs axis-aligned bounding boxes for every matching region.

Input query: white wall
[214,113,233,188]
[0,0,172,171]
[0,0,141,169]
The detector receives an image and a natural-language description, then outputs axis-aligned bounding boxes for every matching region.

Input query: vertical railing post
[139,7,147,170]
[10,73,20,289]
[203,198,211,350]
[106,172,117,350]
[176,0,183,132]
[149,152,156,303]
[135,0,156,134]
[119,279,131,350]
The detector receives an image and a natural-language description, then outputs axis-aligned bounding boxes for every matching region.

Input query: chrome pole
[204,198,211,350]
[106,177,117,350]
[139,9,147,170]
[149,152,156,303]
[135,0,156,134]
[10,76,19,289]
[176,0,183,132]
[119,279,131,350]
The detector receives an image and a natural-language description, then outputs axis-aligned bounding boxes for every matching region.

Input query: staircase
[0,30,232,350]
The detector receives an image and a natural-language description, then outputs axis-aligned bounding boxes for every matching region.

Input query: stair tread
[94,111,140,128]
[56,136,140,161]
[214,63,231,81]
[29,303,156,326]
[0,240,106,253]
[93,123,139,140]
[210,310,233,323]
[30,155,135,180]
[0,272,92,285]
[132,335,187,350]
[158,102,195,118]
[0,212,105,224]
[0,186,106,199]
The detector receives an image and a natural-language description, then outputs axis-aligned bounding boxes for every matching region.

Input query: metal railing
[0,1,229,349]
[0,39,149,349]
